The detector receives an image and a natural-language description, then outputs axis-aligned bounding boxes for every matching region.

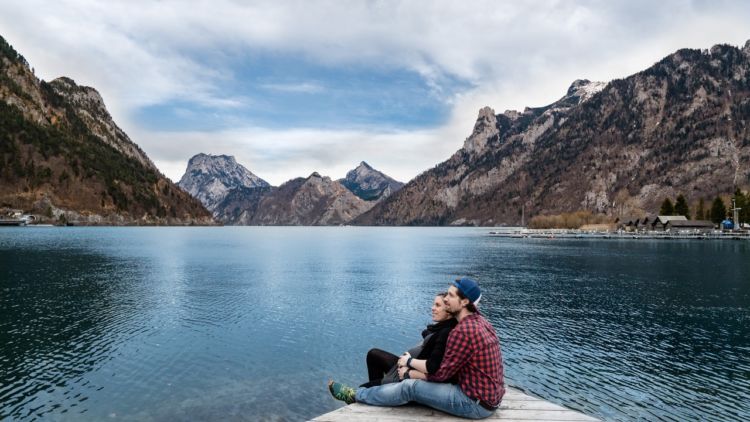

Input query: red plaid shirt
[427,313,504,407]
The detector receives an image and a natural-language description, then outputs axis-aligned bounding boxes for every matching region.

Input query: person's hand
[398,366,409,380]
[398,352,411,368]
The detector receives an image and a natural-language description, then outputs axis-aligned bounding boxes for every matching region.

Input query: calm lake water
[1,227,749,421]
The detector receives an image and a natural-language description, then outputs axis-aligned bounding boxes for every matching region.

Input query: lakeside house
[665,220,715,233]
[617,215,716,232]
[652,215,687,230]
[616,216,640,231]
[639,215,658,231]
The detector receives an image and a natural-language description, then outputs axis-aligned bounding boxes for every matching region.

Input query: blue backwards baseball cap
[453,277,481,305]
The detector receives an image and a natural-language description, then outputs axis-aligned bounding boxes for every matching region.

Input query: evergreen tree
[734,188,748,227]
[659,198,674,216]
[710,196,727,224]
[695,198,706,220]
[674,194,690,219]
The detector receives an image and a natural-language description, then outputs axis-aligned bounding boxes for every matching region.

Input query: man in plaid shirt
[329,278,505,419]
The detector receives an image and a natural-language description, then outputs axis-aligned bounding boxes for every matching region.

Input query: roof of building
[656,215,688,224]
[639,215,657,224]
[616,216,640,225]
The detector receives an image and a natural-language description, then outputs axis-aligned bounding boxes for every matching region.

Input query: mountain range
[215,172,372,225]
[3,34,749,226]
[357,41,750,225]
[177,156,401,225]
[0,36,212,225]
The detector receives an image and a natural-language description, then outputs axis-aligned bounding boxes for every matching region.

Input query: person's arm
[399,325,459,375]
[398,366,427,380]
[427,330,473,382]
[398,353,428,373]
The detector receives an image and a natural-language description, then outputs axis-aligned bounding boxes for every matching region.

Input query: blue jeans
[355,379,495,420]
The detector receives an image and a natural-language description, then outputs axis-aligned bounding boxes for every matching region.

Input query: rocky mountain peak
[49,77,105,109]
[357,161,373,171]
[178,154,269,214]
[743,39,750,56]
[339,162,404,202]
[502,109,523,120]
[565,79,607,104]
[187,153,238,169]
[463,106,498,155]
[46,76,157,171]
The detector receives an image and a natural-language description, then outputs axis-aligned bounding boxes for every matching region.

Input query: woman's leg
[366,348,399,382]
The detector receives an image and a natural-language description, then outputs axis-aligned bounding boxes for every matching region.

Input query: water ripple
[1,228,749,421]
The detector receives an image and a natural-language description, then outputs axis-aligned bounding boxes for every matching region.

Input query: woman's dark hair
[455,288,478,313]
[436,291,448,298]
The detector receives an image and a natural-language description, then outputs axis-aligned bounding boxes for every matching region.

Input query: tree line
[659,189,749,225]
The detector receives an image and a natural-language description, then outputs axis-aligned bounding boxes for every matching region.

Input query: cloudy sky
[1,1,749,185]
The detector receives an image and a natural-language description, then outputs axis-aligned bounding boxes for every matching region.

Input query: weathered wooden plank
[491,409,598,421]
[311,387,600,421]
[317,418,594,422]
[498,401,575,411]
[502,394,543,401]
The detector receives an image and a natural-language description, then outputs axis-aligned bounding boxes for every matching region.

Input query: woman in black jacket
[360,292,457,387]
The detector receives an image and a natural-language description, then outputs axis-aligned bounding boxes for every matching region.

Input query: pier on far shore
[488,228,750,240]
[312,386,599,421]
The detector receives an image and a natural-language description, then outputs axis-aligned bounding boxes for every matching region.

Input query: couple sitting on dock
[328,278,505,419]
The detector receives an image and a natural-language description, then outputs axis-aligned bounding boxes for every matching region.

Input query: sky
[1,0,749,185]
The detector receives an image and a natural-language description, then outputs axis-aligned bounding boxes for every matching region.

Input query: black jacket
[416,318,458,374]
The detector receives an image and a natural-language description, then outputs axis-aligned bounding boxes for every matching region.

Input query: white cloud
[2,0,750,185]
[260,82,325,94]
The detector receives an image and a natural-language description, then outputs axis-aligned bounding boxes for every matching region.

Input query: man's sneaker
[328,380,356,404]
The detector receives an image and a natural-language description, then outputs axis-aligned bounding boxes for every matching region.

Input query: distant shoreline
[489,228,750,240]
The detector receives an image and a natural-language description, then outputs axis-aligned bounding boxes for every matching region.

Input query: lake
[1,227,748,421]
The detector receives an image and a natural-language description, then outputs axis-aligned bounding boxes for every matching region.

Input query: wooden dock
[0,219,26,226]
[312,386,599,421]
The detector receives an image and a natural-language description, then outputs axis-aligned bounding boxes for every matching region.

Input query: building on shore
[638,215,658,231]
[652,215,688,231]
[617,215,717,232]
[615,216,640,232]
[664,220,715,233]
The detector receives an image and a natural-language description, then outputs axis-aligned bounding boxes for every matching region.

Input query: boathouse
[615,216,640,231]
[638,215,657,230]
[652,215,687,231]
[665,220,715,233]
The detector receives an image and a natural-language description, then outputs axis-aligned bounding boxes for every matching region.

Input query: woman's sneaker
[328,380,356,404]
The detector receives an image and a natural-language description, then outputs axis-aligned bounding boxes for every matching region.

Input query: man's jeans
[355,379,495,420]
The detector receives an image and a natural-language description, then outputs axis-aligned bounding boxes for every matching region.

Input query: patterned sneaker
[328,380,356,404]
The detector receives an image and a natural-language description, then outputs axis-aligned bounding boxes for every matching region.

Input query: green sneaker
[328,380,356,404]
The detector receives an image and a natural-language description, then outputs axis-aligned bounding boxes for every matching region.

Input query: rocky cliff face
[49,77,157,172]
[358,41,750,226]
[177,153,269,215]
[216,172,373,225]
[338,161,404,201]
[0,36,213,225]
